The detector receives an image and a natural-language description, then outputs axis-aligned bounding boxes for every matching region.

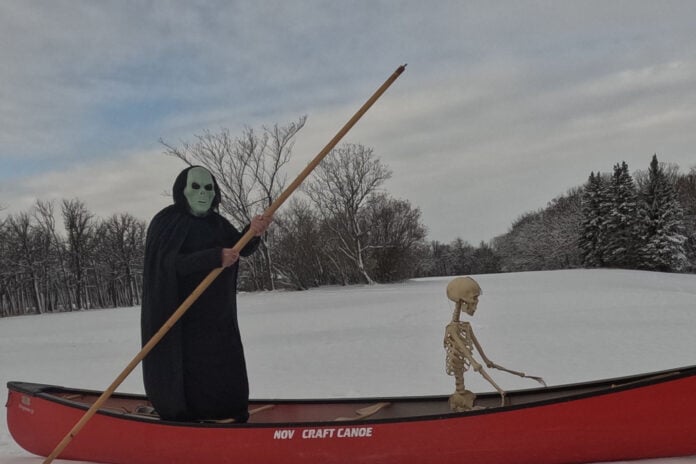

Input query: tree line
[492,155,696,273]
[2,118,694,317]
[0,200,146,317]
[0,119,432,316]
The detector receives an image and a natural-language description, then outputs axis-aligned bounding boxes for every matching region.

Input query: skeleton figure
[444,277,546,411]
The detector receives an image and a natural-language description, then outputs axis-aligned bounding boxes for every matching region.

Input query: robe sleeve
[175,248,222,276]
[238,224,261,257]
[174,219,260,276]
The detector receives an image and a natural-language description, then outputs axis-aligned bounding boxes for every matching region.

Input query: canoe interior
[7,366,693,426]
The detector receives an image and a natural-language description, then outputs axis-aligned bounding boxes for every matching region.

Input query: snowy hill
[1,269,695,463]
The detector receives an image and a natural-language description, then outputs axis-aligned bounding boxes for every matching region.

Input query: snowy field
[1,269,695,464]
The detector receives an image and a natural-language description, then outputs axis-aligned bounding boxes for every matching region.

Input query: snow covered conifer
[580,171,607,267]
[675,167,696,271]
[602,162,641,268]
[638,154,687,272]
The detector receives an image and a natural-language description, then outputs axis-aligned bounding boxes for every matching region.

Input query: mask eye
[192,182,200,190]
[204,184,213,191]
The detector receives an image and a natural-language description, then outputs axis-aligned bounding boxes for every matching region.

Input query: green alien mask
[183,167,216,217]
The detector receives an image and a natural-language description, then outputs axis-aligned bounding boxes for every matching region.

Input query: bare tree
[269,199,327,289]
[33,200,71,312]
[362,193,427,282]
[0,215,9,317]
[62,199,95,310]
[304,143,392,284]
[161,116,307,290]
[493,188,582,272]
[1,200,149,317]
[423,240,457,277]
[94,213,146,307]
[4,212,45,313]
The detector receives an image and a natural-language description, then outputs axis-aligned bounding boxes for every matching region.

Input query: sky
[1,1,696,244]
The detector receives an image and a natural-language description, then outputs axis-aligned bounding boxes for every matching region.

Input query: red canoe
[7,365,696,464]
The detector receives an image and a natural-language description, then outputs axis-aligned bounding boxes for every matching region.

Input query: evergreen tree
[675,167,696,272]
[638,155,687,271]
[580,172,607,267]
[602,162,641,268]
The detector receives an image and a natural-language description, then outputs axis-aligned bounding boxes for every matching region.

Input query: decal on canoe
[19,395,34,415]
[273,427,374,440]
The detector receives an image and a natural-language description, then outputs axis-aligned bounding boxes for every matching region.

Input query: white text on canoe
[273,427,374,440]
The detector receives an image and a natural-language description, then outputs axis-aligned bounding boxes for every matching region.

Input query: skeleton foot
[449,390,476,412]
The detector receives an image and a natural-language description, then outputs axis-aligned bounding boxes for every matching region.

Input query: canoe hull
[7,367,696,464]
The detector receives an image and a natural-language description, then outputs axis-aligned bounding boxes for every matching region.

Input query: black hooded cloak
[141,166,259,422]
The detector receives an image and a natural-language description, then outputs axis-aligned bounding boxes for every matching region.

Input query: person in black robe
[141,165,272,422]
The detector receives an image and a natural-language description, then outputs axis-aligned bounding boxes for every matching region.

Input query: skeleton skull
[446,276,482,316]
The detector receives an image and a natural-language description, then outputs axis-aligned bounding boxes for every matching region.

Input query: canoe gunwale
[7,364,696,428]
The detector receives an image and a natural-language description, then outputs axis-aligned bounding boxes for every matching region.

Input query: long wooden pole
[43,64,406,464]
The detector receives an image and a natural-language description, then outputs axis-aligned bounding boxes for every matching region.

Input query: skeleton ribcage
[444,322,473,375]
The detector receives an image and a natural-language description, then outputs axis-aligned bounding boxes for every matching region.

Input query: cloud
[2,1,696,243]
[319,59,696,242]
[3,148,185,224]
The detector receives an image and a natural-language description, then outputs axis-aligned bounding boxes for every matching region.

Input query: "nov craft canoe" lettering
[272,427,374,440]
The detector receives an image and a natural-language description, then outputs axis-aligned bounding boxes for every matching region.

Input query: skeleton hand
[508,370,546,387]
[250,214,273,236]
[221,248,240,268]
[525,374,547,387]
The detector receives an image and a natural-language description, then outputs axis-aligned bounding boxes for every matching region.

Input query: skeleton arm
[468,329,494,367]
[476,366,506,406]
[469,329,547,387]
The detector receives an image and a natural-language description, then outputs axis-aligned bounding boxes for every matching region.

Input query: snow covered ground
[1,269,695,464]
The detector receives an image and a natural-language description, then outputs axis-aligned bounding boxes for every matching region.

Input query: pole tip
[396,64,407,74]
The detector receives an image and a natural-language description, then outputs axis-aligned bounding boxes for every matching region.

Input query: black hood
[172,165,222,215]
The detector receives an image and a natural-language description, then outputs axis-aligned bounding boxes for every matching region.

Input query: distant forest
[1,119,694,317]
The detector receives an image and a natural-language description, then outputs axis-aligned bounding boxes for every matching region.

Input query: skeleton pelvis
[449,390,476,412]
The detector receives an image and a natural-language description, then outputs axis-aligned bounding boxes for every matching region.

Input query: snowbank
[2,269,695,463]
